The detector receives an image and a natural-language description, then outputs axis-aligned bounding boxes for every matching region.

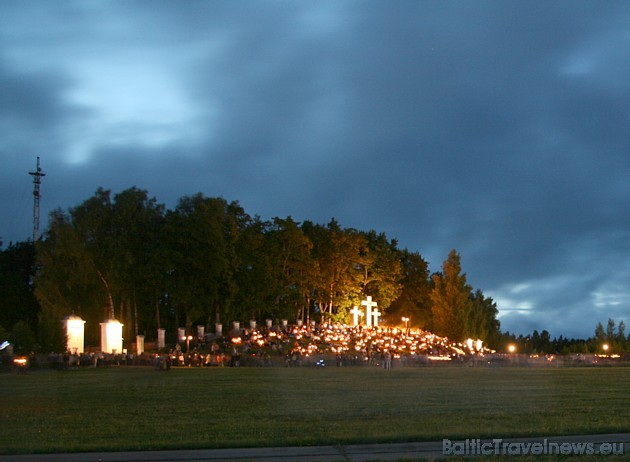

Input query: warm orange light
[508,344,516,353]
[101,319,123,353]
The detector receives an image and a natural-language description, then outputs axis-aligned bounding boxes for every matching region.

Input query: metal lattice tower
[28,157,46,242]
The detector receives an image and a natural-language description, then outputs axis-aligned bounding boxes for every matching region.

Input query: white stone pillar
[65,315,86,354]
[157,328,166,349]
[100,319,123,354]
[136,335,145,355]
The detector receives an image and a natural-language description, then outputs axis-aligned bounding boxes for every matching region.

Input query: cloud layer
[2,1,630,338]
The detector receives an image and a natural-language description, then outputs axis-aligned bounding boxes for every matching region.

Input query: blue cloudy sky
[2,1,629,338]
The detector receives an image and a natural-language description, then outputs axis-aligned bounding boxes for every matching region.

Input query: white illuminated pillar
[157,328,166,349]
[100,319,123,354]
[65,315,86,354]
[136,335,145,355]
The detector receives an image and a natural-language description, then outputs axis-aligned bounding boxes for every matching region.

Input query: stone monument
[64,314,86,354]
[100,319,123,354]
[136,335,144,355]
[157,328,166,349]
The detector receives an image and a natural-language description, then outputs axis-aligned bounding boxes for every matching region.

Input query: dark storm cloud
[2,1,630,337]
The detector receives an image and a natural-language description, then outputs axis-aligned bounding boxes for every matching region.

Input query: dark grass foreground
[1,366,628,454]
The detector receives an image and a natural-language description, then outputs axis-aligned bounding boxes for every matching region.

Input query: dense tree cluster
[5,187,503,351]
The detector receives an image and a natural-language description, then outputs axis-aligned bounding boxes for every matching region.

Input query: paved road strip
[1,433,628,462]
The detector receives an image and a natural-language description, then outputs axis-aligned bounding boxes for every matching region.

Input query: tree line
[2,186,629,356]
[2,187,502,352]
[501,318,629,356]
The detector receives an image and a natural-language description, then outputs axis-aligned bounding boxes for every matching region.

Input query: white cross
[371,308,382,327]
[361,296,377,327]
[350,306,362,326]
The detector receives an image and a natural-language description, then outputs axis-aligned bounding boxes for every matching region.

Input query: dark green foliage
[430,250,472,341]
[7,187,504,350]
[37,301,66,353]
[468,289,501,346]
[430,251,504,344]
[8,320,35,354]
[0,241,39,331]
[163,194,247,328]
[387,250,432,329]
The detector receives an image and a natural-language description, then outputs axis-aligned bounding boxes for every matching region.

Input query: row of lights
[507,343,612,355]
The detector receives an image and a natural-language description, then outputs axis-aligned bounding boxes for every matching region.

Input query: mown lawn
[0,365,628,454]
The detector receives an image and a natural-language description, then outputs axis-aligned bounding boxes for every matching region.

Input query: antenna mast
[29,157,46,242]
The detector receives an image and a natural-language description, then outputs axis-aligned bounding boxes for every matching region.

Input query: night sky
[2,1,630,338]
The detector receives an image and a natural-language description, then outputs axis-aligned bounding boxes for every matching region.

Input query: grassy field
[0,365,628,454]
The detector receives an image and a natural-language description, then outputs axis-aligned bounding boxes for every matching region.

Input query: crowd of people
[12,323,623,372]
[44,350,137,369]
[35,323,492,370]
[153,323,492,369]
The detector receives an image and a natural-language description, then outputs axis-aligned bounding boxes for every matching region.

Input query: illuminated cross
[350,306,362,326]
[372,308,382,327]
[361,296,377,327]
